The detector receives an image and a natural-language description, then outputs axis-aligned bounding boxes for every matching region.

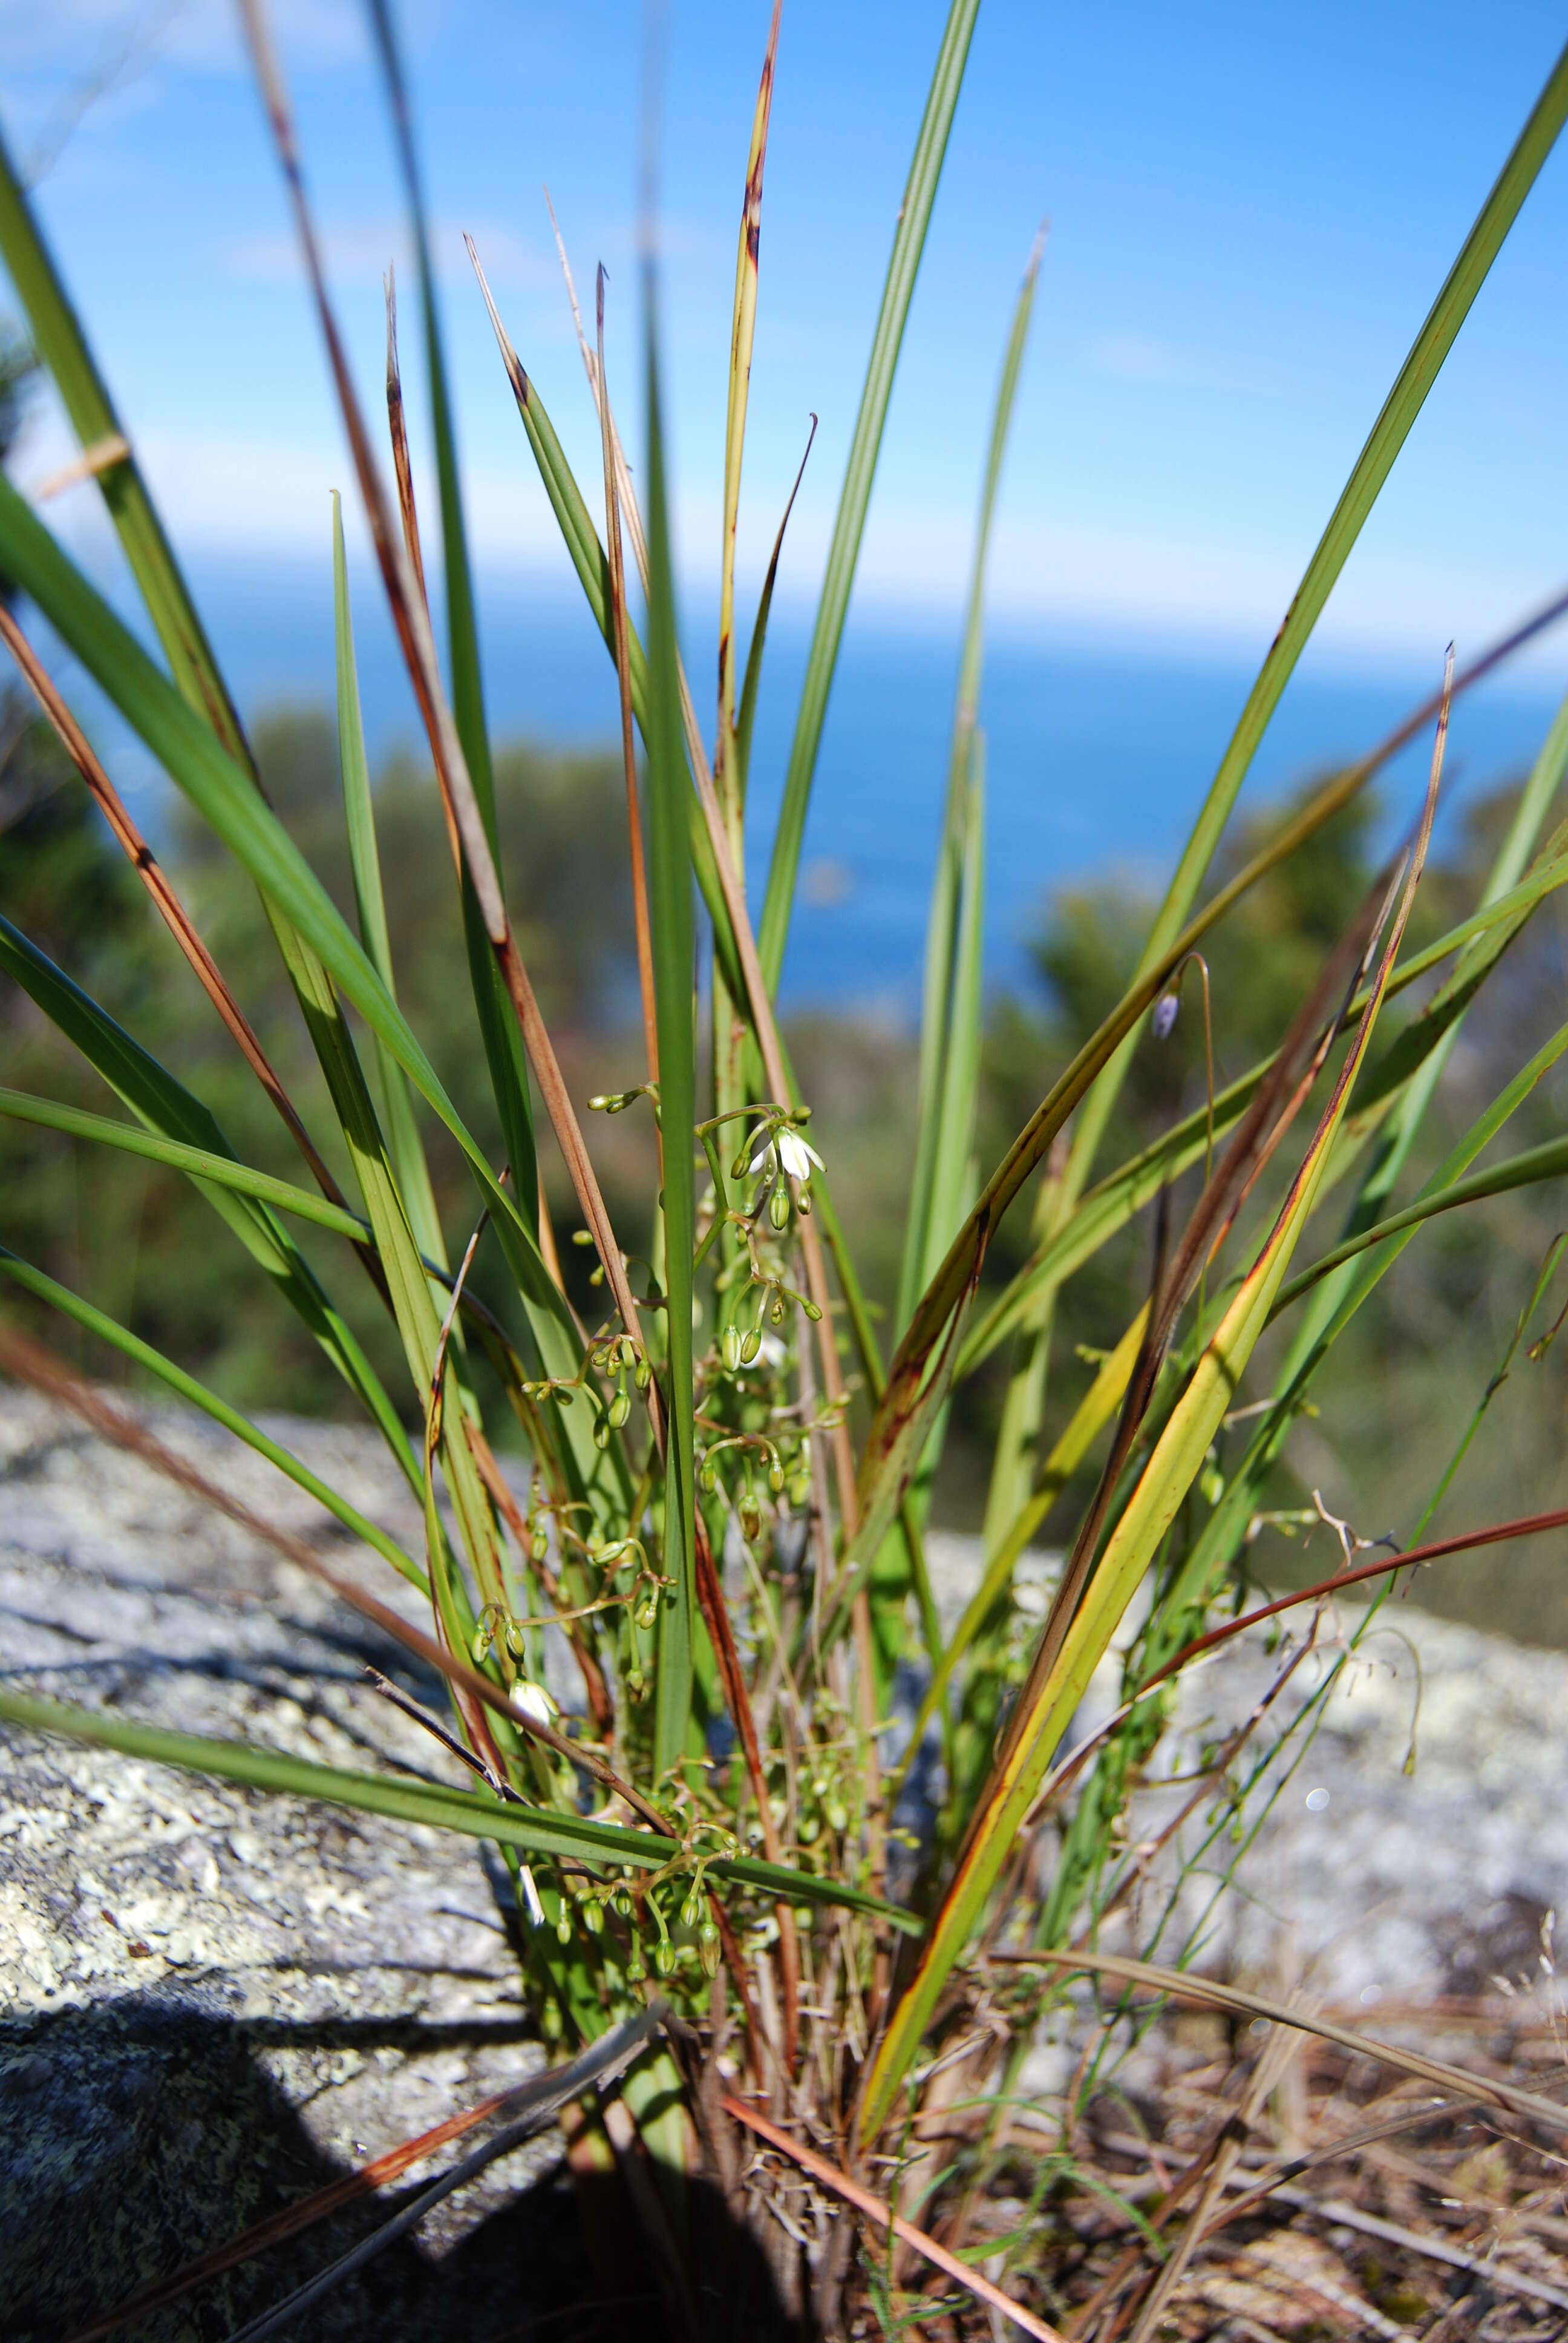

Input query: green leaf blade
[643,281,699,1782]
[757,0,982,994]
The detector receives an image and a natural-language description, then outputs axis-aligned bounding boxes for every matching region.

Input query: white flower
[748,1122,823,1182]
[510,1677,558,1727]
[777,1127,823,1182]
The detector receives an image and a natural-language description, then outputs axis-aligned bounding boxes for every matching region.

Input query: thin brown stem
[238,1,642,1356]
[383,265,428,606]
[0,606,350,1213]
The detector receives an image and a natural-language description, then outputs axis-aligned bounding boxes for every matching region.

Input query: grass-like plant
[6,4,1568,2332]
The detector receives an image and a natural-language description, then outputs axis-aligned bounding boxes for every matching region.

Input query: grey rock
[0,1390,587,2342]
[5,1395,1566,2333]
[920,1529,1568,2002]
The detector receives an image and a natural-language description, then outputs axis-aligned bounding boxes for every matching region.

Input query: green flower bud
[698,1460,717,1494]
[768,1461,785,1495]
[612,1887,633,1919]
[798,1814,820,1845]
[636,1598,658,1631]
[770,1297,786,1326]
[471,1623,491,1665]
[634,1358,652,1390]
[593,1416,611,1450]
[768,1184,790,1231]
[699,1927,722,1979]
[625,1667,645,1700]
[554,1383,574,1407]
[626,1947,646,1982]
[739,1495,762,1542]
[531,1527,549,1564]
[606,1390,630,1430]
[555,1911,573,1947]
[739,1328,762,1365]
[505,1617,525,1658]
[797,1182,812,1215]
[722,1323,743,1372]
[582,1898,604,1936]
[825,1798,848,1833]
[680,1890,702,1929]
[653,1939,677,1978]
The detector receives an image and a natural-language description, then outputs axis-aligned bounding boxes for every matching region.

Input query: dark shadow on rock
[1,1993,798,2342]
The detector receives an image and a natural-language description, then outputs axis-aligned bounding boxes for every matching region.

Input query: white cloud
[1086,333,1288,398]
[21,411,1566,686]
[221,214,558,297]
[0,0,367,82]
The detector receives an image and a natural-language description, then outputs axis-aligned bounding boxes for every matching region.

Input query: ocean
[57,553,1568,1017]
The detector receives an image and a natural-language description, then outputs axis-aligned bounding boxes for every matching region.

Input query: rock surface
[0,1389,583,2342]
[4,1397,1567,2337]
[920,1530,1568,2007]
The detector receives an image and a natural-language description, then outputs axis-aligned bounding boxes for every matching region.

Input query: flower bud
[770,1297,786,1326]
[653,1940,677,1978]
[636,1597,658,1631]
[471,1623,491,1665]
[625,1666,645,1699]
[739,1328,761,1365]
[680,1890,702,1929]
[698,1460,717,1494]
[797,1182,812,1215]
[768,1184,790,1231]
[582,1898,604,1936]
[606,1390,630,1430]
[612,1886,633,1919]
[699,1922,722,1979]
[555,1910,573,1947]
[531,1526,549,1564]
[739,1495,762,1542]
[634,1357,652,1390]
[768,1461,785,1495]
[826,1797,848,1833]
[626,1945,646,1982]
[593,1416,611,1450]
[722,1323,743,1372]
[511,1677,557,1728]
[505,1617,525,1658]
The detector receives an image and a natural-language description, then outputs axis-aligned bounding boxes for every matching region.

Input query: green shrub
[4,7,1568,2329]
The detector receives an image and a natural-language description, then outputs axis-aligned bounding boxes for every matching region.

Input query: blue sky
[4,1,1568,674]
